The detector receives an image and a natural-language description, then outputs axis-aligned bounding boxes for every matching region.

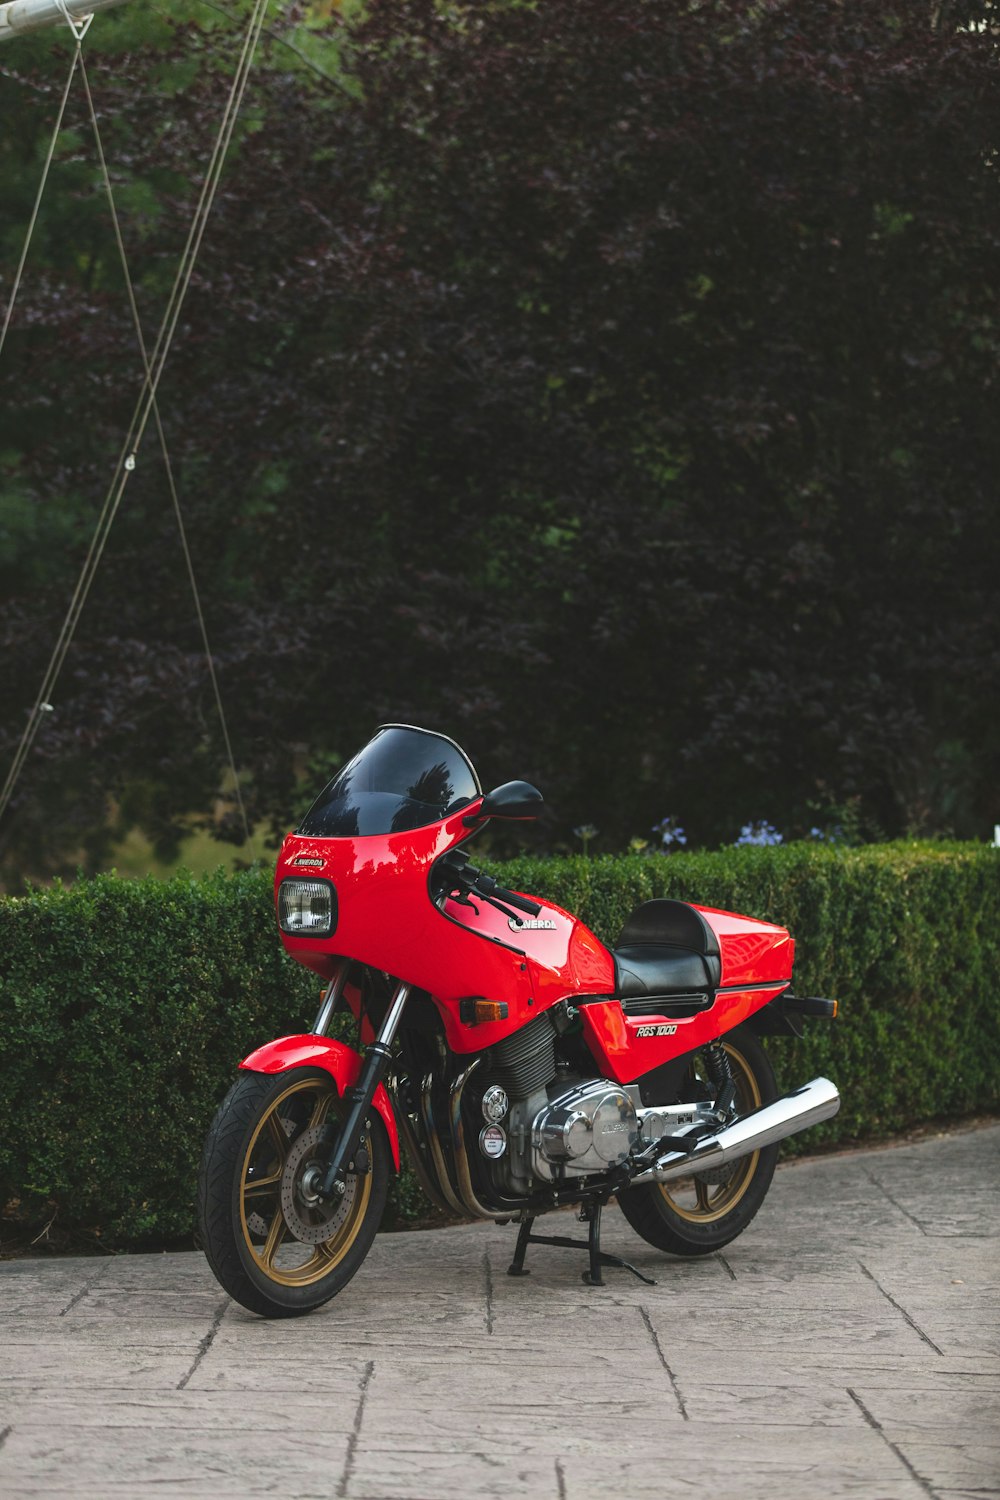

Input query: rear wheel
[618,1027,778,1256]
[198,1067,389,1318]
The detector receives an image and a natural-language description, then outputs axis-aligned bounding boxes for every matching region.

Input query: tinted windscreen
[296,726,481,838]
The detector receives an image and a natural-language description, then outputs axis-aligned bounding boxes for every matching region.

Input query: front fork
[315,970,412,1201]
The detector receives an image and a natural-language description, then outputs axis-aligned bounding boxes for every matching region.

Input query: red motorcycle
[198,724,839,1317]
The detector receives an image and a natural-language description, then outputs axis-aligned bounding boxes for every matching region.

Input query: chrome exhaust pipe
[450,1060,506,1220]
[630,1076,840,1186]
[395,1100,457,1221]
[420,1074,469,1218]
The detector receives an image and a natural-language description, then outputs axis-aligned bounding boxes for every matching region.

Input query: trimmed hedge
[0,871,316,1245]
[1,844,997,1247]
[497,843,1000,1147]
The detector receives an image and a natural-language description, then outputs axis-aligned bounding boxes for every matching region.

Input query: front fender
[239,1034,400,1171]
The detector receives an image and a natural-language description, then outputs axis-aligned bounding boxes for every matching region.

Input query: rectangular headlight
[277,878,336,936]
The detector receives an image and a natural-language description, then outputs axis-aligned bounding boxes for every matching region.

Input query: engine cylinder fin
[485,1015,556,1100]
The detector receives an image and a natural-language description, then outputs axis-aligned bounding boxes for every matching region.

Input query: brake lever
[449,888,480,914]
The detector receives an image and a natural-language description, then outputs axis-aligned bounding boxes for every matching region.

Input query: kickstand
[506,1204,656,1287]
[507,1215,535,1277]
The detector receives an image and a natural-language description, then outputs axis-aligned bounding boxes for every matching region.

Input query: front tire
[198,1067,389,1318]
[618,1027,778,1257]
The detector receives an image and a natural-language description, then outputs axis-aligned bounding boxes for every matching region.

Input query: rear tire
[618,1027,778,1257]
[198,1067,389,1318]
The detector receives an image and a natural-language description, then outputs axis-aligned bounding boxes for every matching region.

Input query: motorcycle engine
[528,1079,639,1181]
[474,1014,640,1194]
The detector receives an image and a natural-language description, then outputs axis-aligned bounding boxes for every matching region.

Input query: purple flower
[652,815,687,850]
[808,824,845,845]
[734,820,783,847]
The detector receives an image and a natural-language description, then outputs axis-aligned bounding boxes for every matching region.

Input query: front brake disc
[280,1124,359,1244]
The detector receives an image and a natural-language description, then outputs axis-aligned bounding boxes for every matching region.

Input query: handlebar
[489,884,542,918]
[439,855,543,919]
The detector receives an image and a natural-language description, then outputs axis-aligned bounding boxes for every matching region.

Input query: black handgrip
[468,868,543,918]
[491,885,542,918]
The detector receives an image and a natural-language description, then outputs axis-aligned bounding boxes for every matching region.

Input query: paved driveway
[1,1124,998,1499]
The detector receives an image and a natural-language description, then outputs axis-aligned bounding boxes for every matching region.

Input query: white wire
[76,49,254,851]
[0,0,270,834]
[53,0,93,42]
[0,41,81,364]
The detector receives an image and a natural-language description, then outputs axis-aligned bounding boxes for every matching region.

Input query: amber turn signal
[459,998,510,1024]
[476,1000,508,1023]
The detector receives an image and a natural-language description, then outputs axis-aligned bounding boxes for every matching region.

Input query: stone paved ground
[1,1124,997,1500]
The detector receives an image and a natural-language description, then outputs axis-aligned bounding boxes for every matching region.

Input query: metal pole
[0,0,130,42]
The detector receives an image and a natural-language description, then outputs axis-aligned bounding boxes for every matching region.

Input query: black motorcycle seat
[612,899,723,1014]
[613,943,716,1001]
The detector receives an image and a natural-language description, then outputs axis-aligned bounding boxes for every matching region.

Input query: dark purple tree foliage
[1,0,998,879]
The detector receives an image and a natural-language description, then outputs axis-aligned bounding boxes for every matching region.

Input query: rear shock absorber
[704,1039,737,1120]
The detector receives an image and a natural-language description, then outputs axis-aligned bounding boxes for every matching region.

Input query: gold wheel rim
[657,1040,763,1225]
[239,1076,372,1288]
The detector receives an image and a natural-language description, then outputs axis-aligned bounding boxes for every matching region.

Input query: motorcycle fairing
[275,718,795,1071]
[579,903,794,1083]
[700,905,795,987]
[240,1034,401,1169]
[441,886,616,1038]
[278,801,795,1067]
[276,799,620,1053]
[277,808,537,1049]
[579,984,788,1085]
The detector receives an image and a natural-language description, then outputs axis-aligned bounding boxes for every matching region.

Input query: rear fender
[239,1034,400,1171]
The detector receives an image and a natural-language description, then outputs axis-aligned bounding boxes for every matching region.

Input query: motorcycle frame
[256,792,805,1212]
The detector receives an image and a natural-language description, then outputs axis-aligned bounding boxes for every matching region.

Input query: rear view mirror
[465,780,543,823]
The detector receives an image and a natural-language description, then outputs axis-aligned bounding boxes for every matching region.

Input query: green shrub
[0,870,315,1245]
[1,844,996,1248]
[498,843,1000,1146]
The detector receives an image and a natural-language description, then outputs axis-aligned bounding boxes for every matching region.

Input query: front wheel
[198,1067,389,1318]
[618,1027,778,1257]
